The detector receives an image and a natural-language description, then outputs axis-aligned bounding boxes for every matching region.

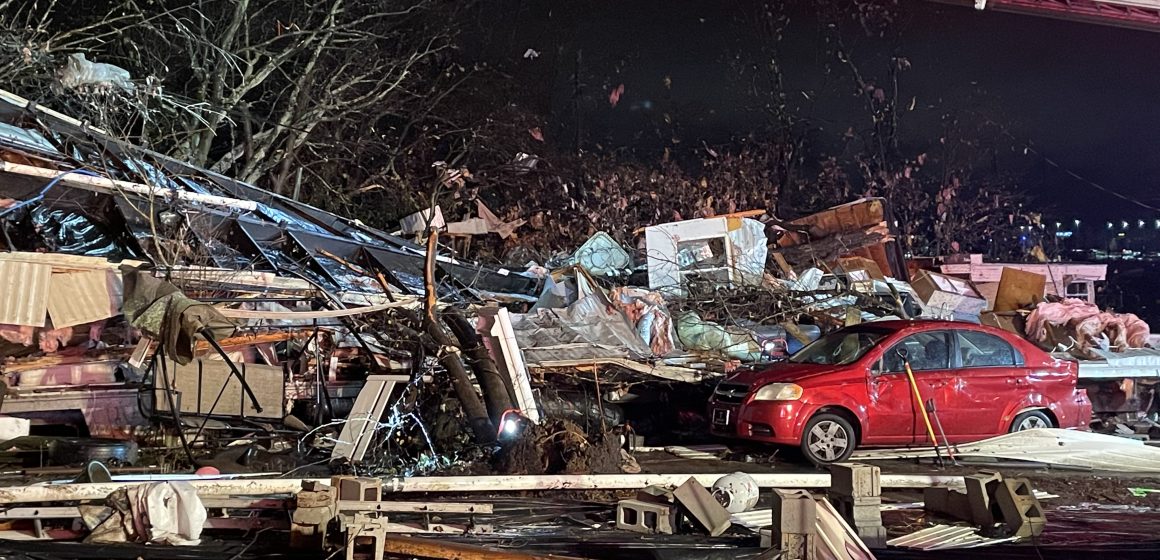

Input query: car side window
[956,330,1018,367]
[882,332,951,373]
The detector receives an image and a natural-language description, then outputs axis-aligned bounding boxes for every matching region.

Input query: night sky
[532,1,1160,222]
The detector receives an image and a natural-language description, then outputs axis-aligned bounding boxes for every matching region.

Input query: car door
[949,329,1024,439]
[874,331,958,444]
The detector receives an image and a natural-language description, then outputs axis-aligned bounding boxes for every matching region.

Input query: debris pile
[0,90,1158,559]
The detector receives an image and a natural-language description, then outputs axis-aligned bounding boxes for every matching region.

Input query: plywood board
[155,359,284,419]
[46,269,123,327]
[993,267,1047,312]
[0,261,50,326]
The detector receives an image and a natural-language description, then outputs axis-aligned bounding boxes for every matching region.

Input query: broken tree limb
[398,308,495,443]
[444,308,515,426]
[0,474,966,504]
[424,227,439,325]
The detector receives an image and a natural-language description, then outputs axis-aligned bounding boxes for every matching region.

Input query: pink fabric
[0,324,35,346]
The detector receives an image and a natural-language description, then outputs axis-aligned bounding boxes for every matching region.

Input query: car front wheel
[1010,409,1053,432]
[800,413,856,465]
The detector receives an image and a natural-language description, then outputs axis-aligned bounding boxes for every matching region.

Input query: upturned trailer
[1069,354,1160,422]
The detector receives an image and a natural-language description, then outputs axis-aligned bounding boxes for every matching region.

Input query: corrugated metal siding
[0,261,51,326]
[46,270,123,328]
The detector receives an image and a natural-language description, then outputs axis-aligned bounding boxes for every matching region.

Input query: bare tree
[1,0,467,199]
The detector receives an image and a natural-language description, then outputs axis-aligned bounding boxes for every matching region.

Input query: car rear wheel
[801,413,856,465]
[1010,410,1053,432]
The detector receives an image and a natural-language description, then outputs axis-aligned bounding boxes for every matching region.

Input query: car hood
[723,362,846,387]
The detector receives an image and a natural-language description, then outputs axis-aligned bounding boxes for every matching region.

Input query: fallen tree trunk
[444,308,515,426]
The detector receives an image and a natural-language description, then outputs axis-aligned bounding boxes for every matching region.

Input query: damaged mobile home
[0,90,1159,559]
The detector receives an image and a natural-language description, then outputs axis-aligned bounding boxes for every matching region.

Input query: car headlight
[752,383,803,401]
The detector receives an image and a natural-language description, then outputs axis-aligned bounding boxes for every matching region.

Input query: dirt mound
[494,420,627,475]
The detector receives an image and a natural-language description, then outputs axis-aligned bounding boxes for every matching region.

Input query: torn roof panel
[0,89,539,299]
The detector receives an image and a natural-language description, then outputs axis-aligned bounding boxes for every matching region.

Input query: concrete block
[759,526,773,548]
[636,485,675,505]
[923,487,973,523]
[673,478,731,537]
[332,476,382,502]
[964,471,1003,526]
[830,495,882,531]
[771,489,817,535]
[994,478,1047,538]
[777,532,817,560]
[829,463,881,498]
[616,499,679,535]
[855,524,888,549]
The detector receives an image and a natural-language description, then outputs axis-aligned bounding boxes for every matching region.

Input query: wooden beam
[336,500,493,514]
[382,535,585,560]
[0,473,966,504]
[0,161,259,211]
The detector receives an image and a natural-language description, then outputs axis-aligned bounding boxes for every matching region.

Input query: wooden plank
[162,267,315,292]
[0,474,967,505]
[337,500,493,514]
[332,375,409,462]
[217,300,418,320]
[381,534,579,560]
[0,161,259,211]
[993,267,1047,312]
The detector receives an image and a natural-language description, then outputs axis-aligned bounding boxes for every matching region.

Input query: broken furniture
[645,215,768,294]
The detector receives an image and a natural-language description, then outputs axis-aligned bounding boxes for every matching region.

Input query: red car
[708,320,1091,465]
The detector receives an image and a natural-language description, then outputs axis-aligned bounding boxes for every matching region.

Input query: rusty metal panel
[46,269,123,328]
[0,261,51,326]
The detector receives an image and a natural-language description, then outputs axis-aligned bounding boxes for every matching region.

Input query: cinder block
[829,463,881,498]
[771,489,817,535]
[993,478,1047,538]
[855,524,888,549]
[778,532,817,560]
[923,487,973,523]
[830,495,882,532]
[673,478,731,537]
[332,476,381,502]
[964,471,1004,526]
[616,499,679,535]
[636,485,675,505]
[759,526,773,548]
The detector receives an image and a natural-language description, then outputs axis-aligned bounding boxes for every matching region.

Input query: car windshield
[789,328,890,365]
